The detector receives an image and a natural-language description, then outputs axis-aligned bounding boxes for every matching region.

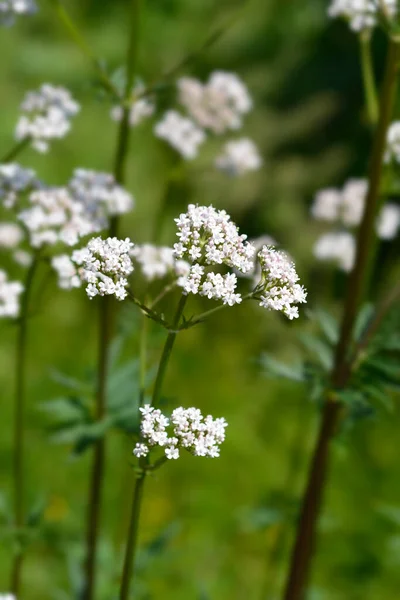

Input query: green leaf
[298,333,333,371]
[353,303,374,342]
[260,354,305,382]
[313,308,339,344]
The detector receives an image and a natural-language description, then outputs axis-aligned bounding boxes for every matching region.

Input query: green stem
[10,255,40,596]
[1,137,31,164]
[119,470,146,600]
[82,1,143,597]
[359,32,379,126]
[151,295,187,407]
[182,293,253,330]
[282,38,400,600]
[48,0,119,98]
[139,310,148,406]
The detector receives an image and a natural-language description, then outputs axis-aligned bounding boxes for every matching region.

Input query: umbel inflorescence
[133,405,228,460]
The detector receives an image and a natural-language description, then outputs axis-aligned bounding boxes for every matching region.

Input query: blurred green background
[1,0,400,598]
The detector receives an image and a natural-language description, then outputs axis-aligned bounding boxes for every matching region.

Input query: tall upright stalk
[118,294,187,600]
[82,1,143,598]
[282,38,400,600]
[10,255,40,596]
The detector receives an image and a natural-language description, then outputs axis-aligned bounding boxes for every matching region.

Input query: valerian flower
[328,0,396,31]
[0,269,24,318]
[133,404,228,460]
[0,163,40,209]
[215,138,262,176]
[130,244,190,282]
[154,110,206,159]
[15,85,80,153]
[72,237,134,300]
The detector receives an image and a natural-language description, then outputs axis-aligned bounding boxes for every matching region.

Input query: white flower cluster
[68,168,134,220]
[72,237,134,300]
[130,244,190,282]
[0,269,23,318]
[312,179,400,271]
[51,254,81,290]
[0,223,24,248]
[0,0,36,27]
[173,204,255,306]
[154,110,206,160]
[215,138,262,176]
[256,246,307,320]
[328,0,396,31]
[313,231,356,272]
[0,163,39,209]
[110,83,154,127]
[178,71,252,134]
[385,121,400,163]
[133,404,227,460]
[311,179,367,227]
[15,85,80,153]
[18,187,97,248]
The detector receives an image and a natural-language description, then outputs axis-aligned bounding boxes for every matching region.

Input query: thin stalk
[151,294,187,407]
[139,310,148,406]
[10,255,40,595]
[359,33,379,126]
[1,137,31,164]
[48,0,119,98]
[282,38,400,600]
[119,470,146,600]
[118,294,186,598]
[182,293,254,330]
[82,1,143,597]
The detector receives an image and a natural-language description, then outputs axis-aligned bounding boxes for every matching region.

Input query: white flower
[154,110,206,159]
[110,83,154,127]
[130,244,190,282]
[311,179,367,227]
[15,85,80,153]
[313,231,356,272]
[0,0,36,26]
[385,121,400,163]
[328,0,397,31]
[174,204,255,305]
[215,138,262,176]
[51,254,81,290]
[18,187,98,248]
[0,269,24,318]
[256,246,307,319]
[178,71,252,134]
[376,203,400,239]
[0,223,24,248]
[68,168,134,221]
[0,163,39,209]
[133,404,227,460]
[72,236,134,300]
[13,249,32,267]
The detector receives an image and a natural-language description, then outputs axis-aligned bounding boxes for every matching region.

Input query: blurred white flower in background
[215,138,262,176]
[311,179,367,227]
[51,254,81,290]
[110,83,154,127]
[384,121,400,163]
[0,269,24,318]
[0,223,24,248]
[0,163,40,209]
[0,0,36,27]
[376,203,400,240]
[130,243,190,282]
[328,0,397,31]
[154,111,206,159]
[313,231,356,272]
[178,71,252,134]
[15,85,80,153]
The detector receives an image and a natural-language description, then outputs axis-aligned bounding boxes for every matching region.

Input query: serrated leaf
[41,396,90,425]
